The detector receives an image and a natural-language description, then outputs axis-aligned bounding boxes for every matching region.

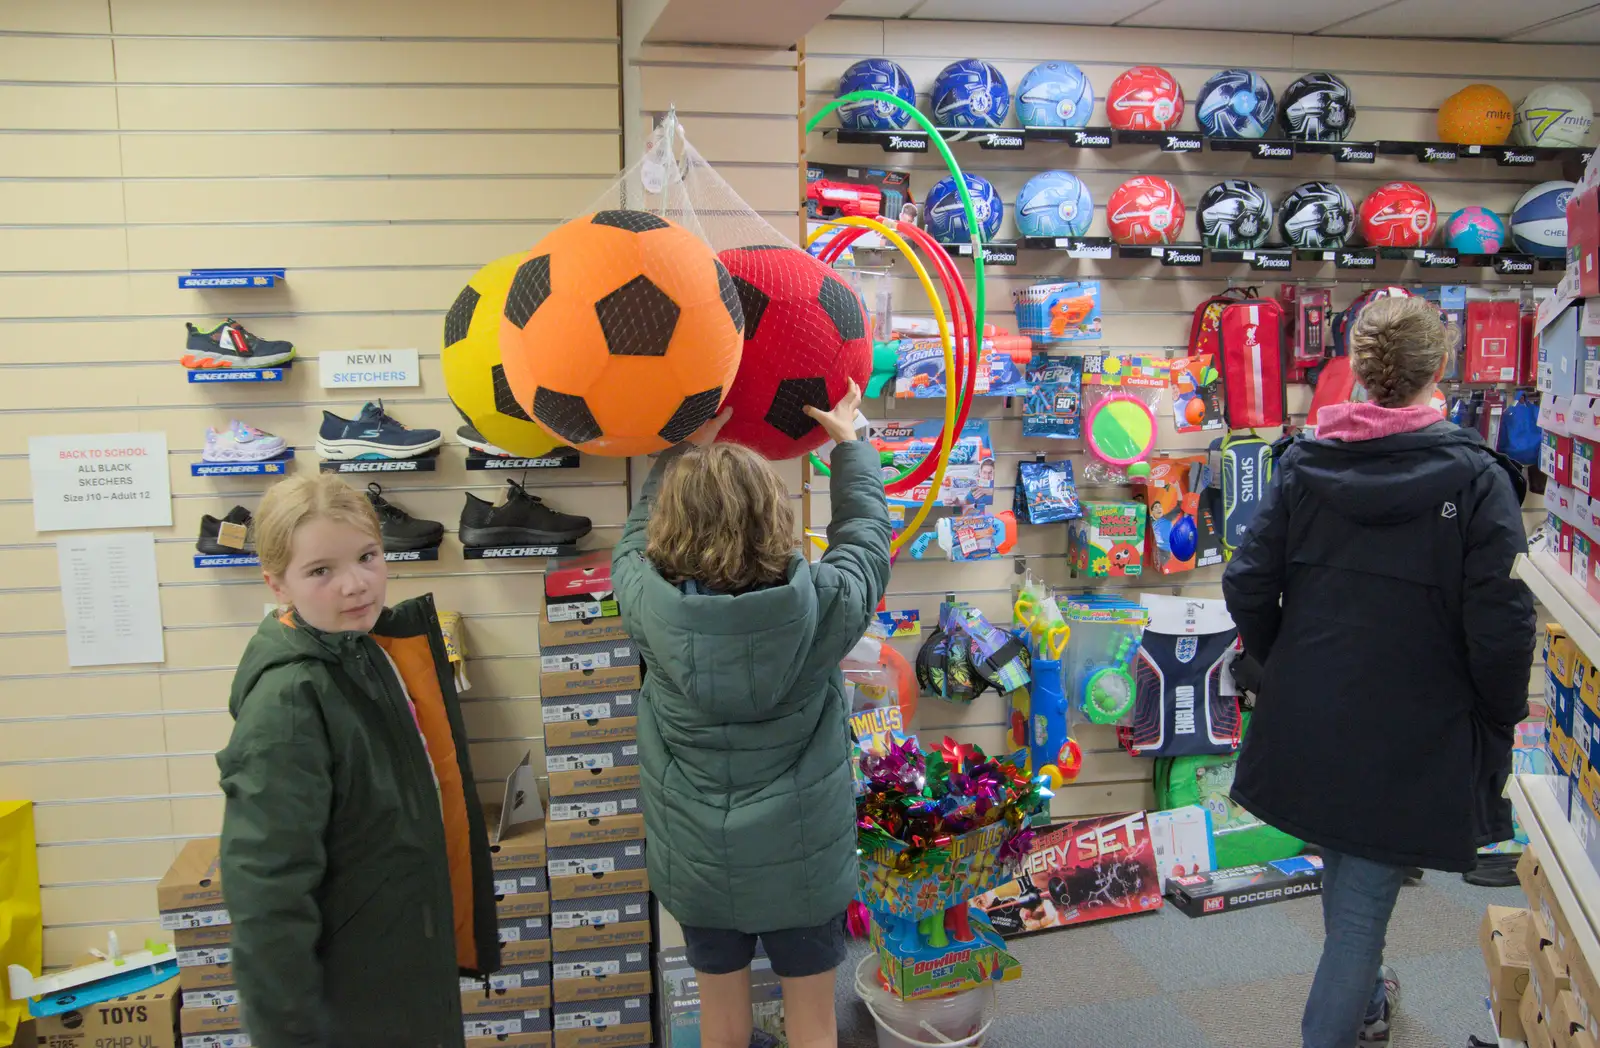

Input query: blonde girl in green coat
[613,382,890,1048]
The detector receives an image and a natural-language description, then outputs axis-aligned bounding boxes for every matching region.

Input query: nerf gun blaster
[806,179,884,219]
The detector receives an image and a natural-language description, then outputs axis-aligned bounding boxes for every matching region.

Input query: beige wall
[804,15,1582,817]
[0,0,625,968]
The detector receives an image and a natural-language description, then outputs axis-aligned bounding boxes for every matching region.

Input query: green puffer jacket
[613,441,891,933]
[216,596,499,1048]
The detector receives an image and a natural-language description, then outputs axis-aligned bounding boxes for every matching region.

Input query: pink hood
[1315,401,1444,442]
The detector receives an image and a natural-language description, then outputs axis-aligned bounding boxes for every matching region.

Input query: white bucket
[854,954,994,1048]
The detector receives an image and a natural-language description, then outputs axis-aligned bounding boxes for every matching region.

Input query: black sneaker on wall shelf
[196,505,255,555]
[365,483,445,553]
[459,479,592,548]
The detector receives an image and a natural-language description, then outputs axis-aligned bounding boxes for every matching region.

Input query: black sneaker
[459,479,592,547]
[182,320,295,369]
[457,423,512,458]
[316,400,442,461]
[365,484,444,552]
[197,505,255,555]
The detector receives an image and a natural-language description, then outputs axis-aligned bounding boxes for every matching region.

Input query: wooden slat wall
[0,0,623,967]
[804,15,1583,820]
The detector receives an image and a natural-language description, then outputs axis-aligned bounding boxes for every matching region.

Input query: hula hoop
[800,216,957,556]
[805,222,975,489]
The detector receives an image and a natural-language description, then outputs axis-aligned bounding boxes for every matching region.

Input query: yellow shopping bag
[0,802,41,1048]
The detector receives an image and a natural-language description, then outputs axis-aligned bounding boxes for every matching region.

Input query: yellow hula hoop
[804,216,959,555]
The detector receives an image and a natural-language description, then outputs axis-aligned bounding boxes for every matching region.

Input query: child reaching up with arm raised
[612,380,890,1048]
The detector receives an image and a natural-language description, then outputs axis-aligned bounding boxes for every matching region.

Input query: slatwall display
[0,0,630,968]
[802,15,1578,818]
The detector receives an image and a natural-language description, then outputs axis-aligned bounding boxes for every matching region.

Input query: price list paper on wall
[28,432,173,531]
[55,533,165,668]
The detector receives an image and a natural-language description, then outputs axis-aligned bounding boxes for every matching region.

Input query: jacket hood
[1291,422,1526,527]
[1316,402,1444,442]
[634,553,820,720]
[228,611,345,717]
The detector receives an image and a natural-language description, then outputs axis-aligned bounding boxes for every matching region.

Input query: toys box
[545,716,636,751]
[548,791,641,824]
[1148,806,1216,889]
[1068,502,1148,578]
[873,419,995,514]
[868,905,1022,1000]
[1167,855,1324,917]
[657,950,786,1048]
[35,976,180,1048]
[974,812,1162,936]
[1482,905,1533,1040]
[543,693,638,728]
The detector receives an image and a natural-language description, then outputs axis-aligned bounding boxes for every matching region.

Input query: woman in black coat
[1223,296,1535,1048]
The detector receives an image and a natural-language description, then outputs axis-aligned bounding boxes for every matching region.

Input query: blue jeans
[1303,850,1406,1048]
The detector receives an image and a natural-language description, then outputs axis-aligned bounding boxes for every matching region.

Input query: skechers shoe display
[365,484,445,553]
[456,423,513,458]
[316,401,442,460]
[196,505,255,555]
[182,320,295,369]
[203,420,287,462]
[459,479,592,547]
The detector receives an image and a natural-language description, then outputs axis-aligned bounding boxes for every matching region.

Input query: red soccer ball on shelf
[1106,66,1185,131]
[1358,181,1438,248]
[1107,175,1187,245]
[715,245,872,460]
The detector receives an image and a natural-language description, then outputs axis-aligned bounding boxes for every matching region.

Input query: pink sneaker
[204,420,287,462]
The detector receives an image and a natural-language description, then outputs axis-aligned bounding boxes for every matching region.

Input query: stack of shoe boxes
[1510,848,1600,1048]
[467,816,553,1047]
[157,838,248,1048]
[541,552,653,1048]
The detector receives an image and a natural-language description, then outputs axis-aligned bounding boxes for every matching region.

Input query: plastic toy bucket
[855,955,994,1048]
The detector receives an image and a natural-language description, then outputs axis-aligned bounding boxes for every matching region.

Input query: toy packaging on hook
[1022,354,1083,439]
[910,510,1019,562]
[873,419,995,513]
[1068,502,1148,578]
[1012,281,1102,343]
[1009,586,1080,792]
[1082,354,1166,480]
[1137,456,1208,575]
[1014,459,1082,524]
[1060,594,1150,728]
[894,331,1032,399]
[1169,355,1223,434]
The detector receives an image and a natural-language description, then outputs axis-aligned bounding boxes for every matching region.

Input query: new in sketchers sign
[320,349,421,389]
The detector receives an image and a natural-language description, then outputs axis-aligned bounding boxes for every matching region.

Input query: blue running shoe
[316,400,442,460]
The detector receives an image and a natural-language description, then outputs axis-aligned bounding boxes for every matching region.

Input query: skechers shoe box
[540,641,642,700]
[490,818,554,966]
[552,994,653,1048]
[551,893,651,954]
[545,551,619,622]
[158,838,240,1008]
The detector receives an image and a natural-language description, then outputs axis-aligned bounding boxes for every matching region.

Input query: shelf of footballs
[827,126,1595,169]
[942,238,1564,273]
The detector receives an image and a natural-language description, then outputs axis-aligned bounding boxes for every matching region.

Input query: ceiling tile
[1511,6,1600,40]
[830,0,923,15]
[1319,0,1598,37]
[907,0,1155,23]
[1118,0,1393,34]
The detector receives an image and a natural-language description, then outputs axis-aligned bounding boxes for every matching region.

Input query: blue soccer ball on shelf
[1196,68,1277,139]
[931,59,1011,129]
[1017,61,1095,128]
[836,58,919,131]
[1015,171,1094,238]
[924,173,1004,242]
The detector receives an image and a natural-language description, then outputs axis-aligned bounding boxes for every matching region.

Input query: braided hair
[1349,296,1456,408]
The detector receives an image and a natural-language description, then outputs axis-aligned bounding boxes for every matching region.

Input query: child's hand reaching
[686,408,733,447]
[804,379,863,444]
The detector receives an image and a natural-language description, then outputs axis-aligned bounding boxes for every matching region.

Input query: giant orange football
[498,210,745,457]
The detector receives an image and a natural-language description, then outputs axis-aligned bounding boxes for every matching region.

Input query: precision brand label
[1336,250,1378,269]
[1162,134,1203,151]
[1254,142,1293,159]
[1162,248,1204,266]
[1071,129,1112,147]
[1335,144,1377,163]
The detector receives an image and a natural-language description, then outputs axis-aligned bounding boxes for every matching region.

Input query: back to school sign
[28,432,173,532]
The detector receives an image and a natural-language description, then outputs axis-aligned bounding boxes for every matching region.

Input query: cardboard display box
[550,867,650,903]
[490,820,548,873]
[1167,855,1324,918]
[545,716,638,751]
[159,839,224,912]
[546,812,645,848]
[1482,905,1532,1040]
[34,976,181,1048]
[1526,985,1555,1048]
[547,790,641,824]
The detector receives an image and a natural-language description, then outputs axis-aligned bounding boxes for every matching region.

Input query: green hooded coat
[216,595,500,1048]
[612,441,892,933]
